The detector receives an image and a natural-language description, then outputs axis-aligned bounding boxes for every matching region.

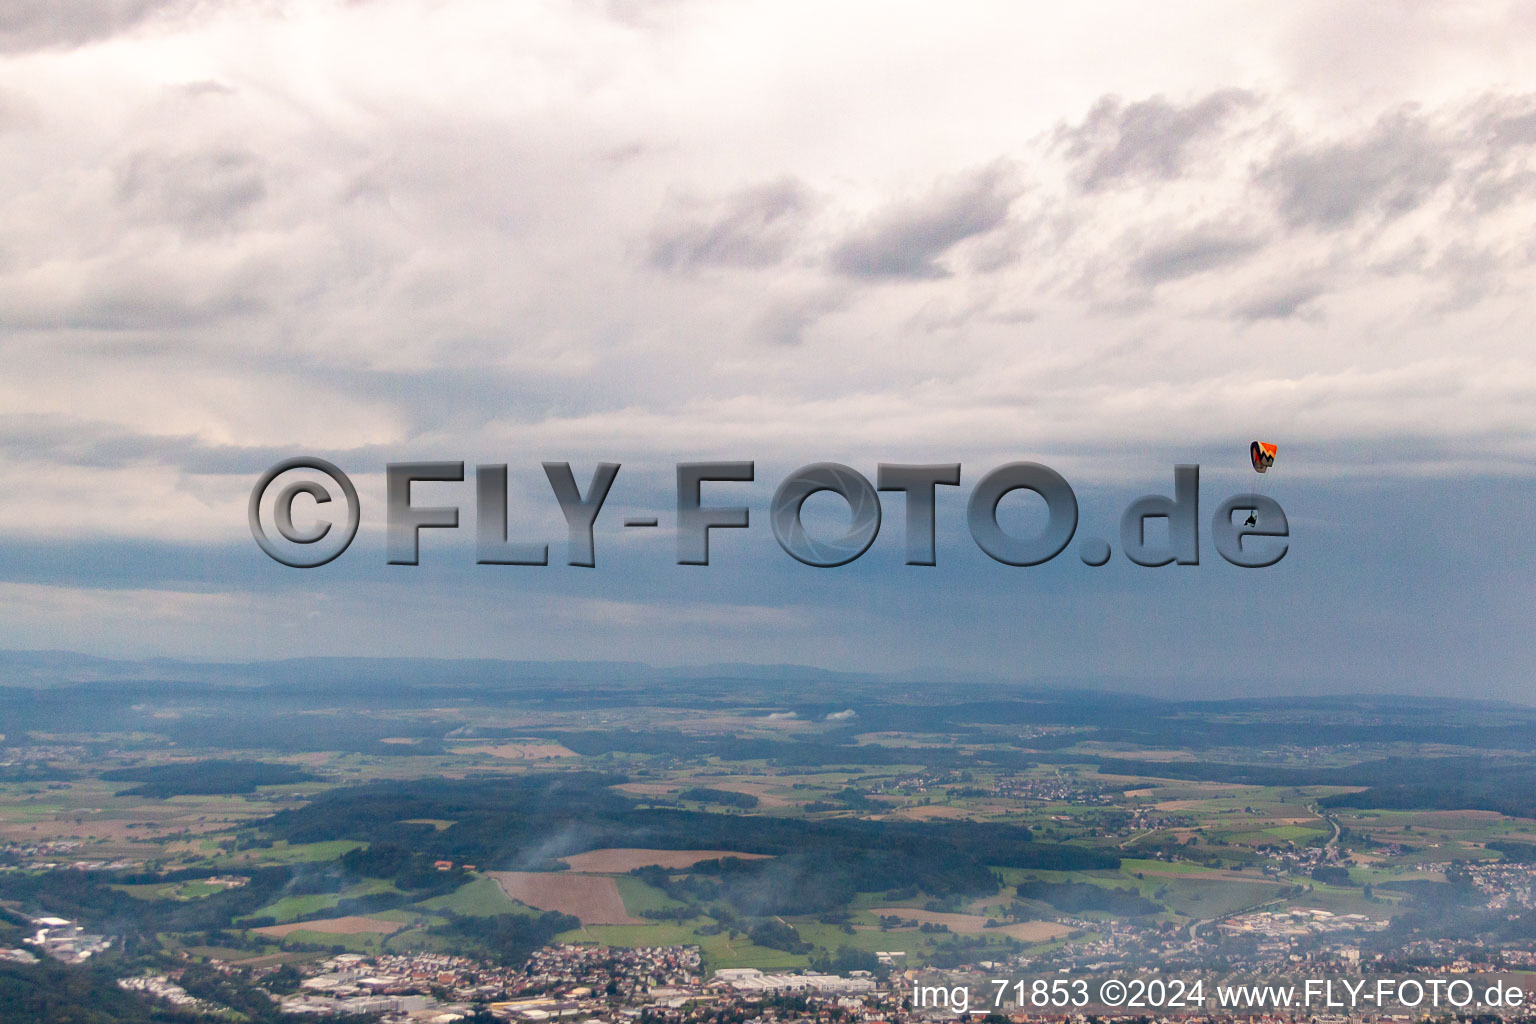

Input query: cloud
[1260,107,1454,228]
[1486,105,1536,150]
[0,0,201,53]
[648,177,814,271]
[1458,94,1536,209]
[1227,279,1326,321]
[829,163,1019,279]
[1057,90,1252,189]
[116,146,268,232]
[1129,226,1266,285]
[0,412,394,476]
[750,286,847,346]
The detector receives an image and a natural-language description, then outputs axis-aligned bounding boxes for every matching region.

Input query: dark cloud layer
[1130,227,1266,285]
[829,163,1018,279]
[648,178,814,271]
[1261,107,1454,228]
[1228,279,1326,321]
[0,0,199,53]
[1057,89,1252,189]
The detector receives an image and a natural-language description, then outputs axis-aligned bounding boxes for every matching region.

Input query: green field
[267,929,393,953]
[416,876,532,917]
[112,879,231,901]
[213,839,367,866]
[1290,882,1398,919]
[614,875,688,916]
[243,878,395,923]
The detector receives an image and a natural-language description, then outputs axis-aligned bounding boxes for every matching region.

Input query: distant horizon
[2,646,1528,708]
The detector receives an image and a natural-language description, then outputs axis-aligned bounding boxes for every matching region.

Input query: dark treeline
[778,695,1536,753]
[811,946,882,975]
[1084,722,1536,752]
[0,763,79,783]
[1318,759,1536,819]
[0,851,472,937]
[158,714,450,756]
[102,760,316,797]
[338,843,470,894]
[551,729,1036,769]
[747,918,811,952]
[266,775,1117,913]
[633,847,996,916]
[1488,840,1536,863]
[1016,879,1162,916]
[0,865,298,937]
[1100,754,1536,797]
[0,958,197,1023]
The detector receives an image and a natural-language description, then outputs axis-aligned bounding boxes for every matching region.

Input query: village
[97,939,1536,1024]
[188,944,904,1022]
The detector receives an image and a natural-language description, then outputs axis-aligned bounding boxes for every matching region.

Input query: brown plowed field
[488,871,641,924]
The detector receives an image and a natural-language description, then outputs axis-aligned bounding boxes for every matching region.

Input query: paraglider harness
[1246,441,1277,528]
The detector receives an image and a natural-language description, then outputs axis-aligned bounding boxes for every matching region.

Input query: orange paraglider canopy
[1250,441,1277,473]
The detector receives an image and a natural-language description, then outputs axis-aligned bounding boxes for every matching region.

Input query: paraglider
[1245,441,1277,525]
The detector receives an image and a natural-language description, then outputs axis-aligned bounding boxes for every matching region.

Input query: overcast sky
[2,1,1534,697]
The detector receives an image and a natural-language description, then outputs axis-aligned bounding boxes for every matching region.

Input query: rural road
[1310,804,1342,850]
